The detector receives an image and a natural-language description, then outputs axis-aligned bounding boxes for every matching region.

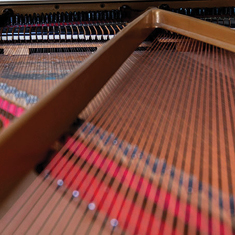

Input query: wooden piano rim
[0,8,235,195]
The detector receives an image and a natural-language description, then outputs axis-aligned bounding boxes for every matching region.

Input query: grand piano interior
[0,0,235,234]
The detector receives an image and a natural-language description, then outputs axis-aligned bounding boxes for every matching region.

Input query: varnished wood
[153,9,235,53]
[0,8,153,196]
[1,7,235,197]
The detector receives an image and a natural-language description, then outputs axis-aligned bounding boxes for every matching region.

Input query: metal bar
[154,8,235,53]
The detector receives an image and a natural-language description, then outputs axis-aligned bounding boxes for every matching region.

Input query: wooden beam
[0,9,154,195]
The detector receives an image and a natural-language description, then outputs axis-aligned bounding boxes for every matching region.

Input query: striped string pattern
[0,43,101,108]
[1,34,235,234]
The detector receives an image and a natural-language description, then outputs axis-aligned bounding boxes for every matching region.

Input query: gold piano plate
[0,5,235,234]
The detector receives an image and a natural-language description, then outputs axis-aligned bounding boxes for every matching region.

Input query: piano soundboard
[1,2,235,234]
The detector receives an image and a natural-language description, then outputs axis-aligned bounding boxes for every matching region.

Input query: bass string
[173,39,209,234]
[37,33,193,233]
[0,34,194,232]
[215,45,235,232]
[1,34,235,234]
[68,35,179,234]
[222,47,235,232]
[127,38,204,235]
[20,35,165,233]
[79,38,235,233]
[0,42,99,106]
[44,35,163,180]
[0,34,163,233]
[117,37,203,235]
[62,34,207,234]
[169,39,207,234]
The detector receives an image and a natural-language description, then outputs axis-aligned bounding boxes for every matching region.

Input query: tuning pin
[32,13,36,24]
[82,12,87,21]
[223,7,228,15]
[24,14,28,24]
[15,14,19,24]
[99,11,103,20]
[71,12,74,22]
[179,8,185,14]
[103,11,107,20]
[95,11,99,21]
[107,11,111,19]
[10,15,13,25]
[118,10,122,20]
[186,8,191,16]
[115,10,119,19]
[60,12,64,22]
[69,11,73,21]
[53,13,56,23]
[205,8,210,15]
[41,13,45,23]
[87,12,91,21]
[210,8,215,15]
[219,8,224,15]
[28,14,32,24]
[65,12,69,22]
[229,7,235,16]
[49,12,53,23]
[77,11,80,21]
[111,10,115,19]
[57,12,61,22]
[83,11,87,21]
[73,11,77,21]
[61,12,65,22]
[36,14,40,24]
[19,14,23,24]
[51,12,54,23]
[79,11,83,21]
[197,8,202,16]
[202,8,206,16]
[45,13,49,23]
[91,11,95,21]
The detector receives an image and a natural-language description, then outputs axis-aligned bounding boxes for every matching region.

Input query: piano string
[1,32,235,233]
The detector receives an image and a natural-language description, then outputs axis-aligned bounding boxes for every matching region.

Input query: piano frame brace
[0,8,235,196]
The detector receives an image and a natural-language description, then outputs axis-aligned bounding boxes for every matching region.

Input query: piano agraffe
[0,0,235,234]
